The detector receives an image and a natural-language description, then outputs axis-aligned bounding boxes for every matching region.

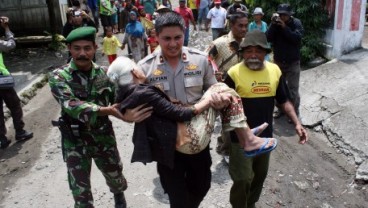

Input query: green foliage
[248,0,329,65]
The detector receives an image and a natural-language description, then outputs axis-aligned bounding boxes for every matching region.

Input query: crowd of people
[1,0,309,208]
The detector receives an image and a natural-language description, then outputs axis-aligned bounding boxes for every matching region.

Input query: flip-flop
[243,138,278,158]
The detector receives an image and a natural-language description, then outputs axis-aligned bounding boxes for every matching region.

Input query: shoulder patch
[138,53,157,64]
[188,48,207,56]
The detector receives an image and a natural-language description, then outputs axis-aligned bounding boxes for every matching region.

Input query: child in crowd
[147,28,159,53]
[102,26,123,64]
[248,7,267,32]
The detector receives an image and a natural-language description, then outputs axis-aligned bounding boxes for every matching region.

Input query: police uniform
[139,47,217,104]
[48,27,127,208]
[138,47,217,208]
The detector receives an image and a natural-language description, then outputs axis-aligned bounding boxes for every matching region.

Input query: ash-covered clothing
[224,60,290,208]
[103,35,122,55]
[48,60,127,207]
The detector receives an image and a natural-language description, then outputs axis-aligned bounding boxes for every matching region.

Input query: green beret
[66,26,96,43]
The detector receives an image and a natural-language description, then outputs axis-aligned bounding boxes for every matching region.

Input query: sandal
[243,138,278,157]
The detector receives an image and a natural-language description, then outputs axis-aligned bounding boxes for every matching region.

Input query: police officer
[48,26,151,208]
[137,11,230,208]
[0,16,33,149]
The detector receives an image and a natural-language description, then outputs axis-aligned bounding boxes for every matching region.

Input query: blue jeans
[198,7,209,25]
[184,26,190,46]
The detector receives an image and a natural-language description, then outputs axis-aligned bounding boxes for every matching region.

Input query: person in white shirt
[205,0,227,40]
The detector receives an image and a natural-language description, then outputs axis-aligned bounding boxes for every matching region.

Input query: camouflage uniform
[49,60,127,208]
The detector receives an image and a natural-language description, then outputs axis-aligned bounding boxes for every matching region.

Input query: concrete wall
[0,0,67,36]
[325,0,367,59]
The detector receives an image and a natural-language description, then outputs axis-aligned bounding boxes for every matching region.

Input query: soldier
[48,26,151,208]
[207,11,248,162]
[136,11,230,208]
[0,16,33,149]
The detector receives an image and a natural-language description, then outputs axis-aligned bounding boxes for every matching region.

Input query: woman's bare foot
[251,122,269,136]
[243,137,278,157]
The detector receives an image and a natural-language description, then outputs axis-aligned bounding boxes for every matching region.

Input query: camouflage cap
[65,26,96,43]
[239,30,271,53]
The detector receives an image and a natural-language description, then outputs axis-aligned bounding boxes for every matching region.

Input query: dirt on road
[1,28,368,208]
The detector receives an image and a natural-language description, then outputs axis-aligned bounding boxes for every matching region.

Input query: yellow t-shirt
[187,0,197,9]
[102,36,122,55]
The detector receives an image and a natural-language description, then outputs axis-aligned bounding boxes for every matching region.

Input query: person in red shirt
[147,28,159,53]
[174,0,197,46]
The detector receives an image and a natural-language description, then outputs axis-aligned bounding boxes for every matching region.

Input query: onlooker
[207,11,248,162]
[197,0,210,30]
[140,0,158,15]
[160,0,172,10]
[87,0,100,30]
[0,16,33,149]
[205,0,227,40]
[248,7,270,61]
[122,11,147,62]
[147,28,159,53]
[62,8,97,63]
[187,0,198,22]
[248,7,267,32]
[111,0,119,33]
[119,0,138,33]
[174,0,197,46]
[102,26,123,64]
[138,5,154,32]
[266,4,304,120]
[62,9,96,38]
[99,0,114,35]
[226,0,248,18]
[224,30,308,208]
[137,11,230,208]
[49,26,148,208]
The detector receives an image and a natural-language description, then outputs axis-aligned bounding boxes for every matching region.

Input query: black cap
[277,4,294,16]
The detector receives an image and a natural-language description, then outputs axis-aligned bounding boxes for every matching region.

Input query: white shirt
[206,7,227,29]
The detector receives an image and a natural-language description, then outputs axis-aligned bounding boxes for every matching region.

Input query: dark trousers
[275,60,301,115]
[157,146,212,208]
[100,14,113,35]
[0,88,25,137]
[229,142,270,208]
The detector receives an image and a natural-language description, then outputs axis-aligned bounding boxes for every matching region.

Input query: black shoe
[0,137,11,149]
[114,193,127,208]
[15,130,33,141]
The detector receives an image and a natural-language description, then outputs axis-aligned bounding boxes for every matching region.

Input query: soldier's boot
[114,192,127,208]
[0,136,11,149]
[15,130,33,141]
